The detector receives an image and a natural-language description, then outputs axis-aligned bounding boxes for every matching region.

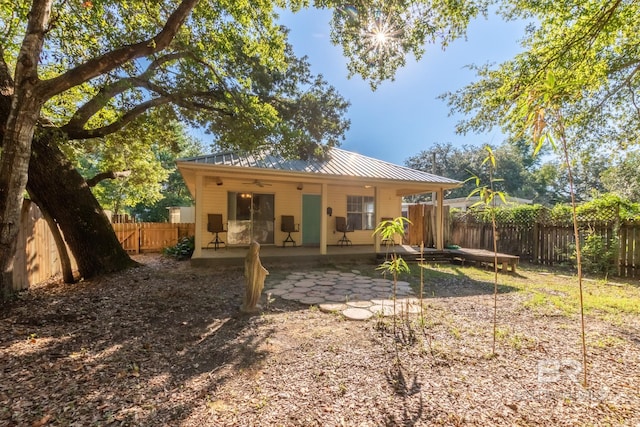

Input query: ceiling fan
[241,179,272,187]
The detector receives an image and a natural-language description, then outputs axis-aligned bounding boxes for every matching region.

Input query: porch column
[193,173,204,258]
[374,186,381,252]
[320,182,328,255]
[436,187,444,250]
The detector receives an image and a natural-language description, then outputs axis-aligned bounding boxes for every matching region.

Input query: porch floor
[191,244,447,267]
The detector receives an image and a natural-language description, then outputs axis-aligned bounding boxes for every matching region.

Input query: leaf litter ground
[1,254,638,426]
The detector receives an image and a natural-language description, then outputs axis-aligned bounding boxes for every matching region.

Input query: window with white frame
[347,195,375,230]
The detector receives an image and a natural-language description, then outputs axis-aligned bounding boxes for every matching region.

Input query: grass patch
[406,262,640,323]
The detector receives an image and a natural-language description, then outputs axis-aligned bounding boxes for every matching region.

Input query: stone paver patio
[266,270,423,321]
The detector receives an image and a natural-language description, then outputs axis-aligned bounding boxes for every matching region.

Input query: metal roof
[179,147,460,185]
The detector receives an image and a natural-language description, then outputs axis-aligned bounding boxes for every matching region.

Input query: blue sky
[277,8,528,165]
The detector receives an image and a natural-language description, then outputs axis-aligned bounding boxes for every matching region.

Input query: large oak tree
[0,0,488,297]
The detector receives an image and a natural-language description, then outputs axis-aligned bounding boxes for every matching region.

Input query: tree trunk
[0,95,42,299]
[27,132,137,279]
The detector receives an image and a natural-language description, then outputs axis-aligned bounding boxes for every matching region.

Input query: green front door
[302,194,321,246]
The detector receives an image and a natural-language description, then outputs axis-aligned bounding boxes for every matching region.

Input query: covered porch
[190,244,450,267]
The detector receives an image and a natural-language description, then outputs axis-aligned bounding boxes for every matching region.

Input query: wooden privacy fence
[13,201,195,290]
[451,215,640,278]
[112,222,195,254]
[12,200,78,291]
[405,204,450,247]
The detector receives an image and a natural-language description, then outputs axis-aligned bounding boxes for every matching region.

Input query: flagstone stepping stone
[313,286,335,293]
[333,283,354,290]
[396,281,411,287]
[349,293,374,302]
[271,283,295,290]
[342,307,373,321]
[319,303,347,313]
[289,287,314,294]
[371,299,396,306]
[353,278,373,283]
[330,288,351,296]
[325,294,348,302]
[346,300,373,308]
[372,293,393,299]
[294,281,317,288]
[267,288,289,296]
[351,270,361,274]
[306,290,331,297]
[316,280,337,285]
[326,270,341,275]
[372,286,392,292]
[369,305,395,316]
[339,272,357,277]
[281,292,308,301]
[352,282,374,288]
[299,296,327,305]
[372,278,391,283]
[395,303,422,315]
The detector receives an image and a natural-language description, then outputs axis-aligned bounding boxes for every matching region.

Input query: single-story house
[176,147,461,262]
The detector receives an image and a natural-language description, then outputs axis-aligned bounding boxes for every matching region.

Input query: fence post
[532,221,539,264]
[615,202,622,276]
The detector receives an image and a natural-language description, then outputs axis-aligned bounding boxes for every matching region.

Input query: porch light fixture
[240,193,252,199]
[297,183,303,190]
[216,177,223,186]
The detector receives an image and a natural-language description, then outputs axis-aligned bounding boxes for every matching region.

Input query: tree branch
[64,52,190,130]
[36,0,199,100]
[63,97,172,139]
[589,63,640,115]
[86,170,131,187]
[62,88,235,140]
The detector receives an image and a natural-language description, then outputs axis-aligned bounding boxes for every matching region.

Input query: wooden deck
[192,244,519,272]
[448,248,519,273]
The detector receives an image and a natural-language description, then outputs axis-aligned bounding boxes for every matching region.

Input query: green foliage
[163,236,195,261]
[405,141,551,202]
[459,194,640,226]
[3,0,352,174]
[602,150,640,201]
[374,216,410,248]
[327,0,490,90]
[373,216,411,340]
[550,193,640,223]
[443,1,640,159]
[70,118,202,216]
[374,217,411,283]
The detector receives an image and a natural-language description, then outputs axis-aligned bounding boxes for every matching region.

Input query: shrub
[570,229,618,276]
[163,236,195,260]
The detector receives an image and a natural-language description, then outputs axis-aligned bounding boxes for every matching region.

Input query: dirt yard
[1,254,639,426]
